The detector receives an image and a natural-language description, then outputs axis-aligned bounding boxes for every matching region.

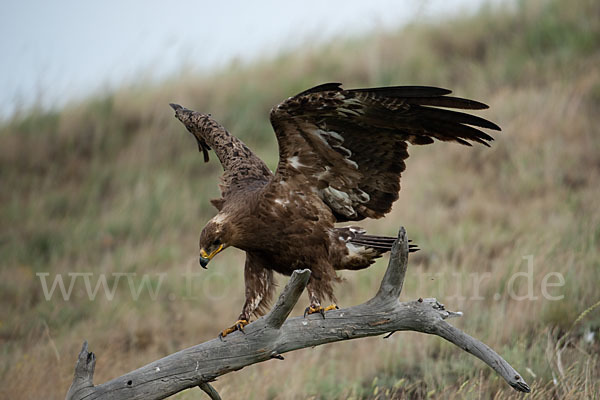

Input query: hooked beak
[199,244,224,269]
[199,256,210,269]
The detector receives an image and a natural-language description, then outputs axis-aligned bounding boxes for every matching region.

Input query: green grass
[1,0,599,398]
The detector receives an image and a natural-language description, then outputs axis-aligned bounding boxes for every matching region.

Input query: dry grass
[1,0,599,398]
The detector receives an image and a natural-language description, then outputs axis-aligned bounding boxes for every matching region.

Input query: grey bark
[65,227,530,399]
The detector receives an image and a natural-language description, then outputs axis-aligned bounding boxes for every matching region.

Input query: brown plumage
[170,83,500,337]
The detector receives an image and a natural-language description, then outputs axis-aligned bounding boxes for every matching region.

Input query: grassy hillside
[1,0,599,398]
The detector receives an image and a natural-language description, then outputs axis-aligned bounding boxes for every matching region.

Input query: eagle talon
[235,321,247,333]
[304,304,338,318]
[218,319,249,340]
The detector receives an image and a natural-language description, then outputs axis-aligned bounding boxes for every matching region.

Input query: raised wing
[268,83,500,221]
[171,104,272,210]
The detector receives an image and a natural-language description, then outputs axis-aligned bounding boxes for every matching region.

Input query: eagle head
[198,213,232,269]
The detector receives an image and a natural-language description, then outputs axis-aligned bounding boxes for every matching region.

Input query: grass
[1,0,599,398]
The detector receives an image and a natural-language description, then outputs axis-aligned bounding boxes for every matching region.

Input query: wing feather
[268,83,500,221]
[404,96,490,109]
[351,86,452,97]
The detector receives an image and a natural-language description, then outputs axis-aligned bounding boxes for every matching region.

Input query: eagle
[170,83,499,338]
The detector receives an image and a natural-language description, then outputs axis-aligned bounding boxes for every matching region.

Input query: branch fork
[66,227,530,399]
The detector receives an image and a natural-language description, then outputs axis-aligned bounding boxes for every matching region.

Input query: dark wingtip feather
[296,82,343,97]
[405,95,490,110]
[421,118,497,147]
[486,121,501,131]
[417,106,501,131]
[352,86,452,97]
[201,145,210,162]
[472,101,489,110]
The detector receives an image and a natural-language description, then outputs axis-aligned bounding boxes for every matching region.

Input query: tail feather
[335,227,419,271]
[334,227,419,254]
[350,234,419,253]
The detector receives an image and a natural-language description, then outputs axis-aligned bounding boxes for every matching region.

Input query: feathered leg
[304,271,339,318]
[219,254,274,339]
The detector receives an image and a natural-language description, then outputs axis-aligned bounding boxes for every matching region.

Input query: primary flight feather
[170,83,499,338]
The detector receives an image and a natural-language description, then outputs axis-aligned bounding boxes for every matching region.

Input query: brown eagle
[170,83,499,338]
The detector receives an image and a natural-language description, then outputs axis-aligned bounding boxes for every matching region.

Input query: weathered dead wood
[65,227,530,399]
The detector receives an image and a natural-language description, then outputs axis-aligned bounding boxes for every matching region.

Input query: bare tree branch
[265,268,311,329]
[198,382,222,400]
[65,227,530,399]
[375,226,409,300]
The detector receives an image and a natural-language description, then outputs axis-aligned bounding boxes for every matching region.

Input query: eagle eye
[213,239,221,246]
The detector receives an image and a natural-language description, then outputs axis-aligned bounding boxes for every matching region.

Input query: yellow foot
[218,319,249,340]
[304,304,339,318]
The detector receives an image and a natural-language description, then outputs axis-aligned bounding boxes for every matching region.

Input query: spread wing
[268,83,500,221]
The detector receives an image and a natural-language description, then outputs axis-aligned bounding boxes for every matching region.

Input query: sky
[0,0,491,119]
